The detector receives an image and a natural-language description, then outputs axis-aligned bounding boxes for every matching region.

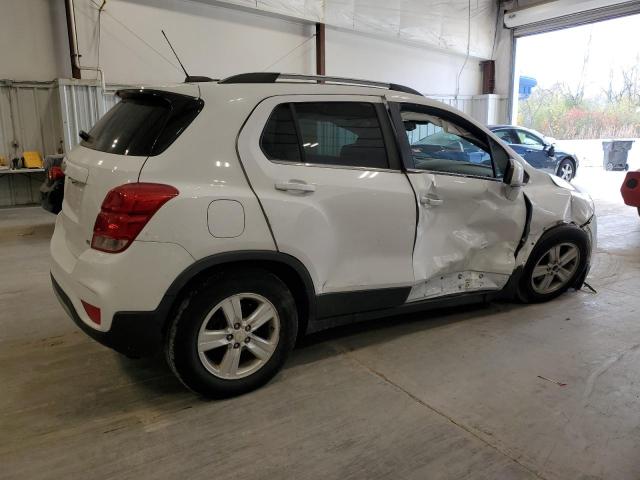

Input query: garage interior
[2,1,640,479]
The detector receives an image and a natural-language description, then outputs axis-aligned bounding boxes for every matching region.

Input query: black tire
[166,268,298,398]
[557,158,575,181]
[518,225,590,303]
[637,207,640,217]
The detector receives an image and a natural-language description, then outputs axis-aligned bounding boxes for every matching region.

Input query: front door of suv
[390,102,527,301]
[238,95,416,304]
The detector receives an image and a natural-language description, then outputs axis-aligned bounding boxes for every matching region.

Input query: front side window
[400,106,506,179]
[493,129,516,144]
[260,102,389,169]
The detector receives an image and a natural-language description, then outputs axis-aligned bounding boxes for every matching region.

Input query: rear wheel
[557,158,575,181]
[166,268,298,398]
[518,226,589,303]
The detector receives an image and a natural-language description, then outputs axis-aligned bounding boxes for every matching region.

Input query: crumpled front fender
[516,172,596,267]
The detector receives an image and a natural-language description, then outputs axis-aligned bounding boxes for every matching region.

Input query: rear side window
[81,90,203,157]
[260,102,390,169]
[261,104,301,163]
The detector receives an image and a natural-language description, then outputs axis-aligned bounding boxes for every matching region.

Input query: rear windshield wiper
[79,130,92,142]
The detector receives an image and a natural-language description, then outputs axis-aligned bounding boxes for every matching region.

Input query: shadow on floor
[109,298,530,401]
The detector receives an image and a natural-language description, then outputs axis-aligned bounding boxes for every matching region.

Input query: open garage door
[509,5,640,223]
[506,0,640,37]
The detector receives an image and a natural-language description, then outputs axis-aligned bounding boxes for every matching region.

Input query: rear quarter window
[81,90,203,157]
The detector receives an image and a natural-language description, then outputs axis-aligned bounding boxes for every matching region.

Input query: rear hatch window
[80,89,204,157]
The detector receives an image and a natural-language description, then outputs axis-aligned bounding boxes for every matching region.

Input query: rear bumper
[52,274,169,357]
[50,214,193,331]
[49,214,194,356]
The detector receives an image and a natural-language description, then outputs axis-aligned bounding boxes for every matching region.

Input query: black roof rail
[218,72,422,96]
[185,76,217,83]
[388,83,422,96]
[219,72,280,83]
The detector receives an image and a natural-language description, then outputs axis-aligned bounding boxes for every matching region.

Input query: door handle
[420,195,443,206]
[275,181,316,193]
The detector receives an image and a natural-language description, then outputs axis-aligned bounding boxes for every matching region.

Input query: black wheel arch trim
[165,250,312,291]
[162,250,317,333]
[527,222,591,290]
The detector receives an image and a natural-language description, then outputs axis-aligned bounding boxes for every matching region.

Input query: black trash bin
[603,140,634,171]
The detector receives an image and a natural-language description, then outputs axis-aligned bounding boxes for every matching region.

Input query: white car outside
[50,73,596,397]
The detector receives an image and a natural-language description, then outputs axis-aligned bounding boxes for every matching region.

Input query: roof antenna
[161,30,212,83]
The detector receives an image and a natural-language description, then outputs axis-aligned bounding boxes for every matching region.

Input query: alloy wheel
[197,293,280,380]
[531,243,581,295]
[559,162,574,181]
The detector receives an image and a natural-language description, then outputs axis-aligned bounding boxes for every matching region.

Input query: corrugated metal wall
[0,80,121,207]
[0,80,63,163]
[58,80,121,153]
[0,80,62,206]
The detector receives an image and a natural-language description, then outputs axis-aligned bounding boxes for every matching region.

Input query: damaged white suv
[51,73,596,398]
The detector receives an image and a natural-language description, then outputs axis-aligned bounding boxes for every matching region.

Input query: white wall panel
[67,0,496,95]
[0,0,70,81]
[208,0,497,57]
[326,28,481,96]
[1,0,502,95]
[429,94,509,126]
[72,0,315,85]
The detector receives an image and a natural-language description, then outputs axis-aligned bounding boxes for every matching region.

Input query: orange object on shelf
[23,151,43,168]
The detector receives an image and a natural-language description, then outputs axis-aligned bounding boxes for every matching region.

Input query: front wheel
[557,158,575,181]
[166,268,298,398]
[518,226,589,303]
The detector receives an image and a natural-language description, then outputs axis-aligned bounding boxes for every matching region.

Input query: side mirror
[505,158,526,188]
[544,144,555,157]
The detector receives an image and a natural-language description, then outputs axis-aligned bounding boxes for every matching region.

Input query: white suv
[51,73,596,398]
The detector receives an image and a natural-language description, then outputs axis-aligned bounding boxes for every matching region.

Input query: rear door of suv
[238,95,416,305]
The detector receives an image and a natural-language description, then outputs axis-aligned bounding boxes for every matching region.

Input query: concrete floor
[1,167,639,480]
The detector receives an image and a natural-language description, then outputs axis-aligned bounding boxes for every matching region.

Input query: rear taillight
[48,166,65,181]
[91,183,179,253]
